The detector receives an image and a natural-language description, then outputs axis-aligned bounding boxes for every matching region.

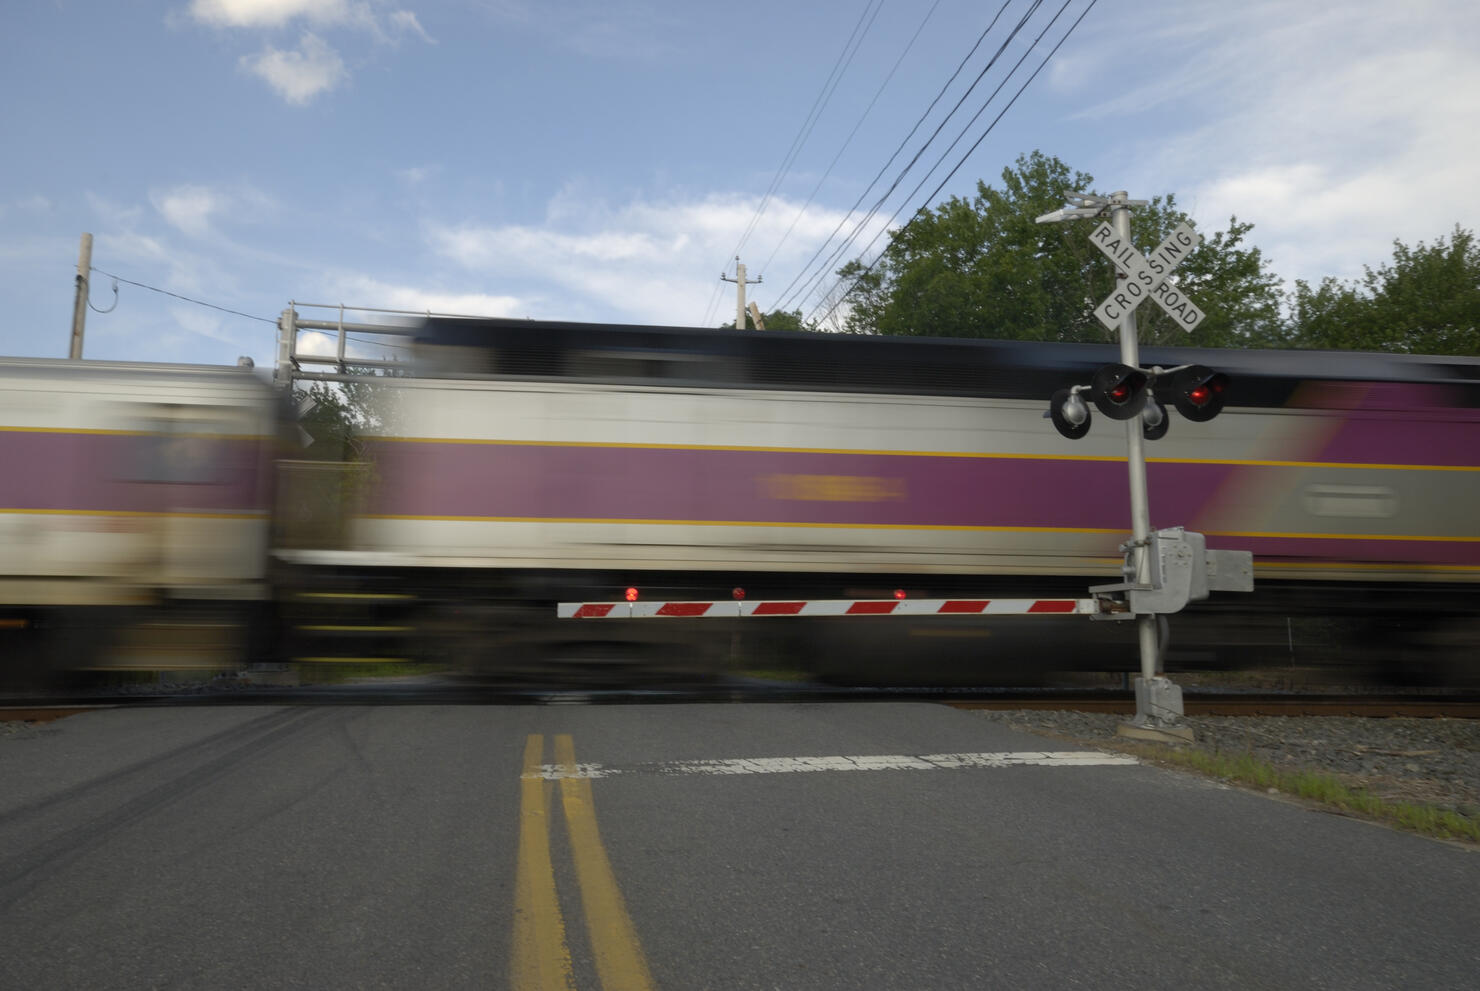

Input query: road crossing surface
[2,702,1476,989]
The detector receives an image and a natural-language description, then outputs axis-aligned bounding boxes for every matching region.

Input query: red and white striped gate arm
[557,598,1100,619]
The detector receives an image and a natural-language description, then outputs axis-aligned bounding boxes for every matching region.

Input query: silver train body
[3,321,1477,684]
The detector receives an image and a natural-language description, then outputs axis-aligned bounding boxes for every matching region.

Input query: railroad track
[4,691,1480,723]
[949,694,1480,718]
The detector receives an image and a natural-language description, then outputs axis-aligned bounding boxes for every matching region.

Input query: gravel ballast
[972,709,1480,822]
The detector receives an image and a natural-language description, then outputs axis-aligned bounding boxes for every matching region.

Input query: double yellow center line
[514,734,656,991]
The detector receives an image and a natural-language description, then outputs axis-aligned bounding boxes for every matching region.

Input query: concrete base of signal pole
[1117,676,1195,743]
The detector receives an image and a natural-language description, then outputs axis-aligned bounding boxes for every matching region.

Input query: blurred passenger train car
[281,319,1480,685]
[0,358,277,680]
[3,323,1477,688]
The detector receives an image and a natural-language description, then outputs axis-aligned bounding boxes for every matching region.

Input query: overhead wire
[701,0,882,327]
[730,0,882,261]
[810,0,1056,304]
[756,0,944,284]
[87,265,411,358]
[781,0,1049,317]
[808,0,1100,330]
[89,267,275,324]
[770,0,1019,315]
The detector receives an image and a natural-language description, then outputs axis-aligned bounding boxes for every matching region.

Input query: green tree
[1290,226,1480,355]
[836,151,1285,347]
[296,368,397,461]
[720,308,816,331]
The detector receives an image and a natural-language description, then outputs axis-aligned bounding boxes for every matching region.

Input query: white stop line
[525,751,1139,779]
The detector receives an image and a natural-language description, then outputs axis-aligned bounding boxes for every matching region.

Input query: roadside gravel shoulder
[971,709,1480,825]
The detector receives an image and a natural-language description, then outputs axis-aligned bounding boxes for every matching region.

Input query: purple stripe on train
[362,441,1477,567]
[0,431,270,513]
[1294,381,1480,467]
[364,441,1152,529]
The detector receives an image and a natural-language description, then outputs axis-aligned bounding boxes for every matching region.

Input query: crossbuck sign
[1090,220,1205,332]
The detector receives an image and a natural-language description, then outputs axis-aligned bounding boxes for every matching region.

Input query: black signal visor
[1089,363,1149,420]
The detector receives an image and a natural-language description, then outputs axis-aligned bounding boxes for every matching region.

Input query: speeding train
[2,318,1478,687]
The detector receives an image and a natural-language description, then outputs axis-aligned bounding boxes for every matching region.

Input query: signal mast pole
[1037,190,1201,740]
[1106,192,1162,695]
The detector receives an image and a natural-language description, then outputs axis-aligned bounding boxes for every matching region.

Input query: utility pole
[720,258,762,329]
[747,302,766,330]
[69,232,93,359]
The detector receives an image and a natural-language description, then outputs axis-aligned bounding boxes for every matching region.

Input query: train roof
[0,356,265,378]
[414,317,1480,408]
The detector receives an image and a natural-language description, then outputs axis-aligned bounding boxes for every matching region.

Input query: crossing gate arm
[557,598,1102,619]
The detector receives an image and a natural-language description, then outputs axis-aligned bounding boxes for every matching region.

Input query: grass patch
[1113,741,1480,845]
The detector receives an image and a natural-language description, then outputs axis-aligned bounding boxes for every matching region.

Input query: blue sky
[3,0,1477,368]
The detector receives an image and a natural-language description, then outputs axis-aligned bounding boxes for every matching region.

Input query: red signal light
[1089,363,1149,420]
[1158,365,1229,423]
[732,587,746,600]
[894,589,907,600]
[624,587,639,602]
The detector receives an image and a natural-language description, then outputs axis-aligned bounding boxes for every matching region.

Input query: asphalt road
[2,702,1476,990]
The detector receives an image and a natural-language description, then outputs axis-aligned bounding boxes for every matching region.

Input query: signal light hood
[1089,363,1149,420]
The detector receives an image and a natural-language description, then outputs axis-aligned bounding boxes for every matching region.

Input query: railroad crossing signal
[1035,189,1253,739]
[1047,362,1227,441]
[1088,363,1148,420]
[1090,220,1205,332]
[1158,364,1229,422]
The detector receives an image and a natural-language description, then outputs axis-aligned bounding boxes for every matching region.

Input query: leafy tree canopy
[834,151,1286,348]
[295,368,398,461]
[719,308,815,332]
[1288,225,1479,356]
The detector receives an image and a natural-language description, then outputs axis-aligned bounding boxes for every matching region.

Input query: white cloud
[149,183,276,237]
[1072,0,1480,288]
[295,330,390,359]
[425,191,889,327]
[319,272,526,318]
[186,2,431,105]
[386,9,432,43]
[85,191,146,228]
[151,186,224,238]
[190,0,349,29]
[240,32,347,104]
[188,0,430,41]
[169,304,243,346]
[478,1,676,59]
[395,164,440,186]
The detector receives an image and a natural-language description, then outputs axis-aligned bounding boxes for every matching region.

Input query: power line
[89,267,275,325]
[732,0,881,261]
[87,267,412,358]
[809,0,1084,329]
[757,0,944,281]
[701,0,882,327]
[770,0,1017,314]
[809,0,1099,331]
[346,335,414,351]
[784,0,1048,317]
